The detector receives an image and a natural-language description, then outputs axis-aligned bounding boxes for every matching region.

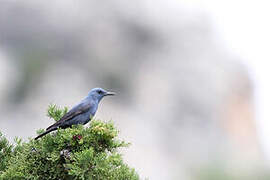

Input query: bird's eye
[97,90,102,94]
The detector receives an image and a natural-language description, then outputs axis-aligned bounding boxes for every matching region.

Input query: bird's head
[88,88,115,102]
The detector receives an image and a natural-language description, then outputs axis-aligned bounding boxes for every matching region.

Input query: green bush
[0,105,139,180]
[0,132,12,173]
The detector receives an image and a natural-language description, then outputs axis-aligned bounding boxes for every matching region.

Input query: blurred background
[1,0,270,179]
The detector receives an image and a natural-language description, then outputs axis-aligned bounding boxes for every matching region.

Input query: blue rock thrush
[34,88,115,140]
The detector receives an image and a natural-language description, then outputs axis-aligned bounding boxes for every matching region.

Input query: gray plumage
[34,88,115,140]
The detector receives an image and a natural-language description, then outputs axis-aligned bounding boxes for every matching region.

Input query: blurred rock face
[0,1,260,179]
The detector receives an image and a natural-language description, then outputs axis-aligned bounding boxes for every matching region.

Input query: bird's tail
[34,127,57,140]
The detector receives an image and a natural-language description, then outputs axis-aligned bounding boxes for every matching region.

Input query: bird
[34,88,115,140]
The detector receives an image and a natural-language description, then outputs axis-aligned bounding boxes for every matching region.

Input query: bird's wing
[46,102,91,130]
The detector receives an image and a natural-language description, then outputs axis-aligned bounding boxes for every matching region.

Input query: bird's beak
[105,91,116,96]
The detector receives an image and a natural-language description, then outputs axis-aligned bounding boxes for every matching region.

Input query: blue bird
[34,88,115,140]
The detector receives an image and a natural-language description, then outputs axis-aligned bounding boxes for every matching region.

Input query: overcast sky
[201,0,270,159]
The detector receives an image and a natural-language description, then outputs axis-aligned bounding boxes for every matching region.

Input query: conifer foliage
[0,105,139,180]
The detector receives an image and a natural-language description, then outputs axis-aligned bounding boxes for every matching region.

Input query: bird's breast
[89,103,98,116]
